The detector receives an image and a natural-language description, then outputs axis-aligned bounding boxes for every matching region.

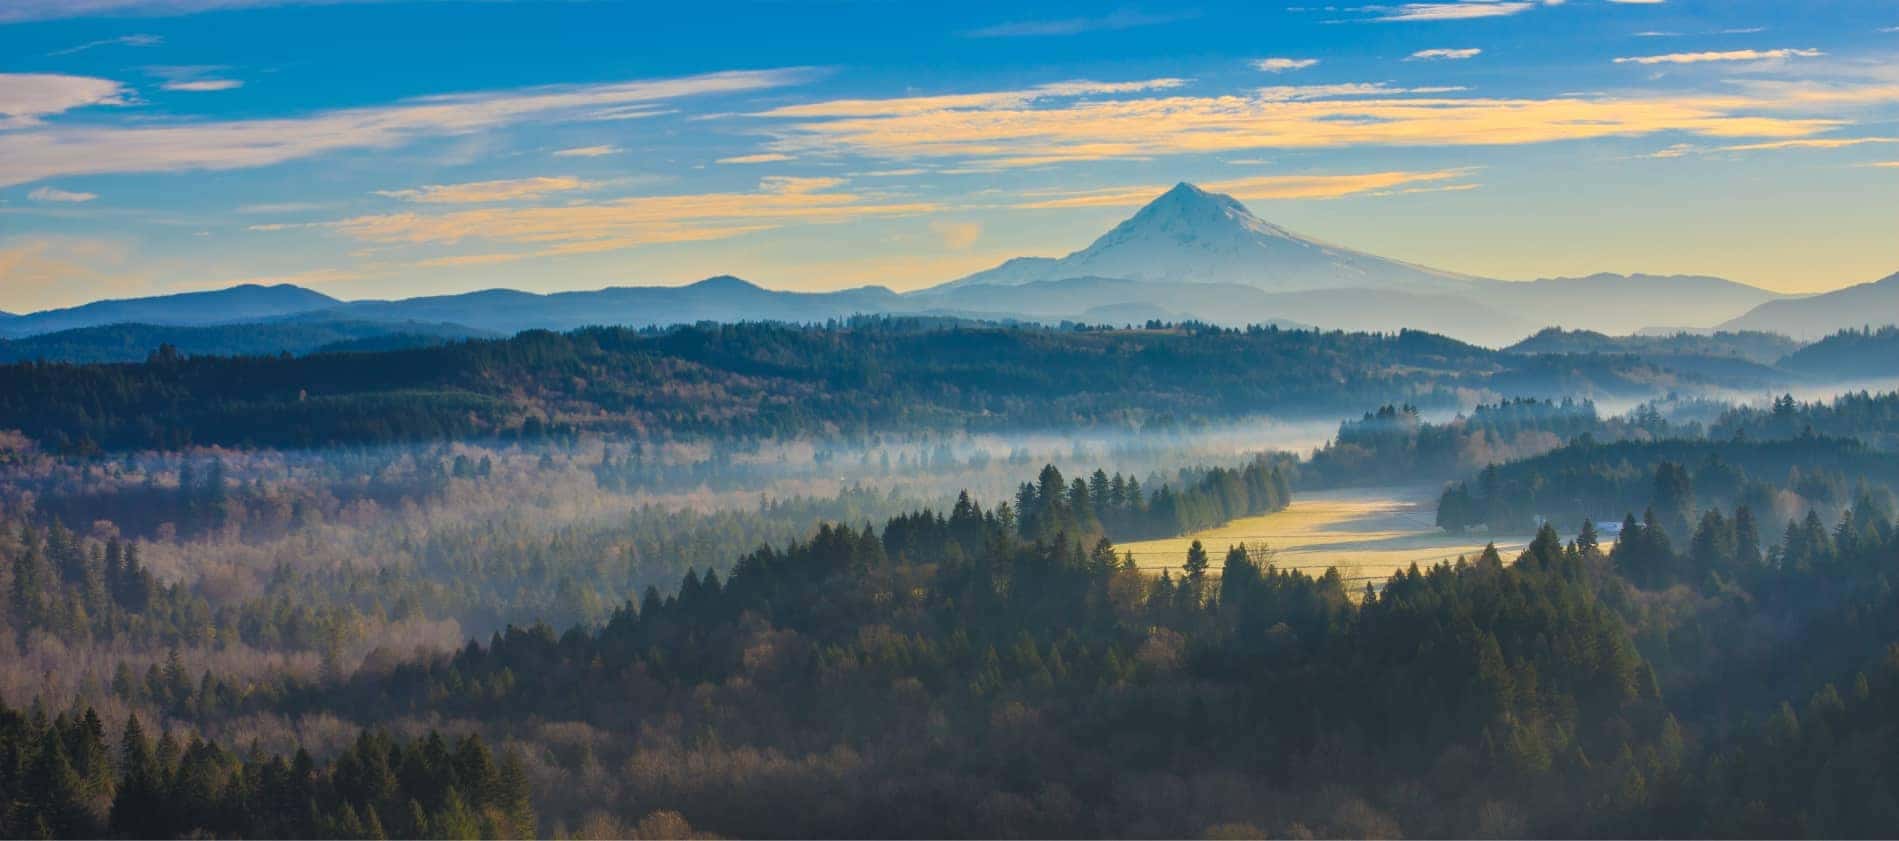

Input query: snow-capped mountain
[916,182,1789,345]
[934,182,1479,294]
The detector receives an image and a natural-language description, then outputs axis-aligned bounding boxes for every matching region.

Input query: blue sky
[2,0,1897,312]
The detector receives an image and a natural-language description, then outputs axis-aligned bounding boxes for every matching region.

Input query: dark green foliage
[1776,327,1899,380]
[0,319,1676,454]
[0,699,526,840]
[1437,435,1899,535]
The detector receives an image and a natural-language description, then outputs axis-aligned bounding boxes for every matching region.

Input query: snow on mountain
[934,182,1479,294]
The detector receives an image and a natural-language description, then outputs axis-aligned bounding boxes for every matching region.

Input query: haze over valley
[4,2,1899,839]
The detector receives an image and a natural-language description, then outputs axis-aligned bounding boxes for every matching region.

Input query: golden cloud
[320,178,939,260]
[749,81,1870,169]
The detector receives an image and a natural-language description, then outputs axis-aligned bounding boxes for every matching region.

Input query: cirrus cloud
[1254,58,1320,72]
[0,73,131,130]
[282,177,941,263]
[373,175,595,204]
[27,186,99,202]
[0,68,811,188]
[1614,48,1823,65]
[1407,48,1482,61]
[748,77,1868,170]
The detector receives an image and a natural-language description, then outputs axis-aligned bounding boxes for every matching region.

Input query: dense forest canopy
[2,318,1898,838]
[0,319,1753,454]
[9,456,1894,837]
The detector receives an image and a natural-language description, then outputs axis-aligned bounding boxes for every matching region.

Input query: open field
[1116,483,1531,588]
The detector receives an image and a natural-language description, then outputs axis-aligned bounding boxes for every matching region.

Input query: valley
[1115,484,1531,587]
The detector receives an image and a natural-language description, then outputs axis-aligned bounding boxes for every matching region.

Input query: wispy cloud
[0,68,810,188]
[0,0,389,23]
[237,201,330,213]
[1254,58,1320,72]
[761,79,1187,120]
[162,79,243,92]
[717,152,794,164]
[1256,83,1467,101]
[1719,136,1899,151]
[27,186,99,202]
[1368,1,1555,23]
[0,73,132,129]
[964,8,1192,38]
[553,145,622,158]
[1407,48,1482,61]
[1012,169,1478,208]
[288,177,940,261]
[930,220,983,250]
[752,77,1868,169]
[46,33,163,56]
[1614,48,1823,65]
[145,64,243,92]
[374,175,595,204]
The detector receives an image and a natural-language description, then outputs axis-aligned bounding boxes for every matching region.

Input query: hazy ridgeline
[3,323,1899,837]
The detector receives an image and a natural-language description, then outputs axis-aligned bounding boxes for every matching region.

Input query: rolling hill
[1721,271,1899,340]
[317,275,909,335]
[0,283,341,338]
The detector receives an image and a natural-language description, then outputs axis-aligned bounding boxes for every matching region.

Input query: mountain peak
[935,181,1477,294]
[687,275,764,293]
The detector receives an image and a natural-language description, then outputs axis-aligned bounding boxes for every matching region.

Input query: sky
[2,0,1897,313]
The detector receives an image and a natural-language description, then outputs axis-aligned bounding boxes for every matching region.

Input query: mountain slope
[921,183,1788,344]
[935,182,1479,294]
[2,284,341,338]
[1486,273,1781,336]
[1721,271,1899,340]
[319,276,905,334]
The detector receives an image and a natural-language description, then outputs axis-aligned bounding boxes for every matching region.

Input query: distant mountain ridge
[1721,271,1899,340]
[920,184,1783,344]
[319,275,907,335]
[1,284,341,338]
[1486,273,1780,336]
[1,183,1839,349]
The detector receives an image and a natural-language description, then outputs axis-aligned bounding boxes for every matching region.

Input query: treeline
[0,321,481,365]
[1435,435,1899,534]
[1776,326,1899,378]
[0,701,532,839]
[1710,390,1899,451]
[1303,399,1626,486]
[0,319,1693,454]
[308,493,1663,838]
[1010,458,1293,544]
[287,472,1899,837]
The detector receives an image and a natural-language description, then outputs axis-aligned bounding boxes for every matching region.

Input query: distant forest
[0,319,1709,454]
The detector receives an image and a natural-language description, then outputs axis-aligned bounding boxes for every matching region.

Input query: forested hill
[0,319,1692,453]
